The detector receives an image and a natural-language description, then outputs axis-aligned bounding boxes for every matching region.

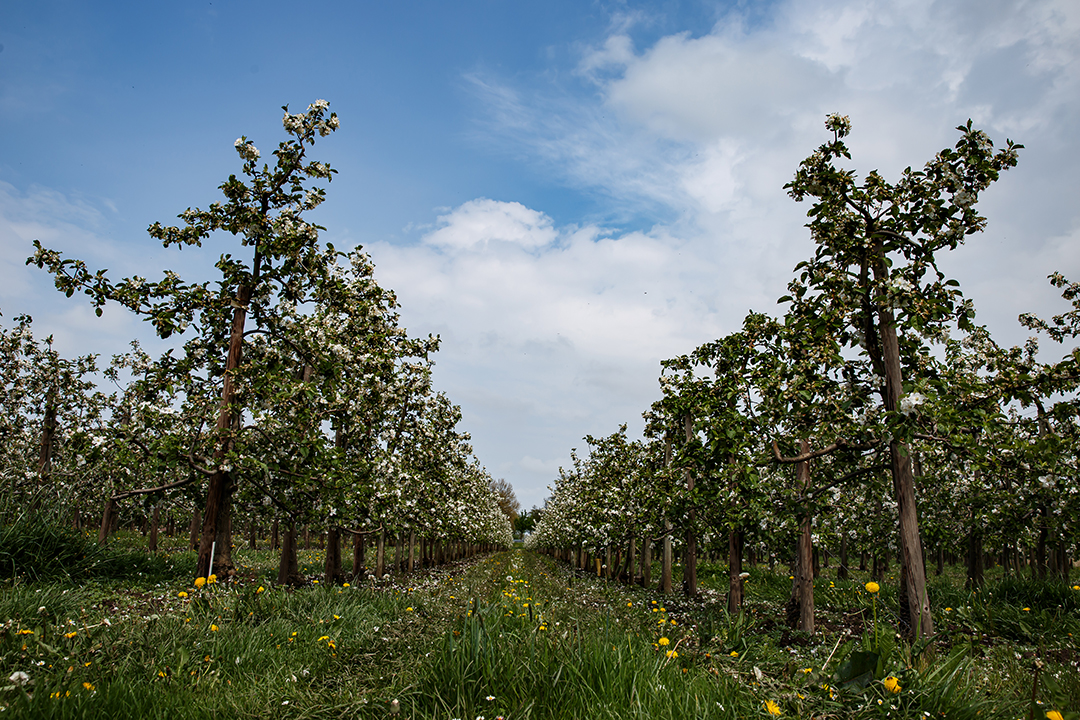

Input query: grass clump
[0,515,182,583]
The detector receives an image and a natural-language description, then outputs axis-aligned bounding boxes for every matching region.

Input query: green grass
[1,529,1077,718]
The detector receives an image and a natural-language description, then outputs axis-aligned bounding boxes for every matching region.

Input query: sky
[2,0,1078,511]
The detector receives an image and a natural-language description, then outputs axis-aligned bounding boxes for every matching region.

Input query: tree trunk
[872,240,933,640]
[35,391,57,508]
[661,437,673,594]
[148,505,160,554]
[787,439,814,632]
[196,279,253,578]
[683,414,698,597]
[1035,506,1048,580]
[728,527,744,614]
[189,506,201,550]
[837,533,849,580]
[661,519,673,594]
[352,532,366,579]
[376,531,386,578]
[965,520,984,589]
[872,553,884,581]
[98,498,117,544]
[271,518,279,551]
[277,523,302,586]
[641,535,652,588]
[394,533,403,575]
[324,527,342,584]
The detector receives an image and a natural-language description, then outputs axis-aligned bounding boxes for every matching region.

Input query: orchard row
[4,100,513,584]
[528,116,1076,641]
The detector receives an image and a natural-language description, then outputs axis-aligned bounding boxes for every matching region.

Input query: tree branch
[772,438,881,464]
[111,474,197,502]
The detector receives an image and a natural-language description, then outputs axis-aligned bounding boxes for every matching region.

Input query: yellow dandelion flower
[658,637,670,646]
[729,650,739,657]
[882,676,901,694]
[178,591,188,598]
[343,583,350,588]
[194,577,206,588]
[666,649,678,659]
[1046,711,1065,720]
[82,682,94,692]
[764,699,782,715]
[210,624,219,632]
[207,574,217,584]
[865,581,880,593]
[317,635,329,642]
[64,631,77,639]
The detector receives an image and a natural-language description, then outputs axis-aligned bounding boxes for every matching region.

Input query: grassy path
[2,546,1077,718]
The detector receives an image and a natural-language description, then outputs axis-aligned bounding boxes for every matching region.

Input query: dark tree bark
[196,277,254,579]
[352,532,366,580]
[728,527,745,614]
[965,525,984,589]
[871,239,933,639]
[661,439,673,595]
[148,505,160,554]
[324,527,342,584]
[376,530,386,578]
[189,506,201,550]
[98,498,117,544]
[837,534,849,580]
[641,536,652,589]
[785,440,814,632]
[276,523,302,586]
[683,414,698,597]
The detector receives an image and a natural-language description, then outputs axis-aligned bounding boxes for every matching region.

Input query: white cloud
[4,0,1077,512]
[388,0,1080,506]
[424,198,558,251]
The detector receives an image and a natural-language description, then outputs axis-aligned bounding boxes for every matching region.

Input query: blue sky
[2,0,1079,510]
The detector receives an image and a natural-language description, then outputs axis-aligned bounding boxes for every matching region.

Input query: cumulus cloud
[378,0,1080,507]
[424,198,558,251]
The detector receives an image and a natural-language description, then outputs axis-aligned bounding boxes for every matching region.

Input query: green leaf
[834,650,879,689]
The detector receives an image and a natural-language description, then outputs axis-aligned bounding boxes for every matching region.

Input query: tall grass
[0,514,181,583]
[0,528,1076,718]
